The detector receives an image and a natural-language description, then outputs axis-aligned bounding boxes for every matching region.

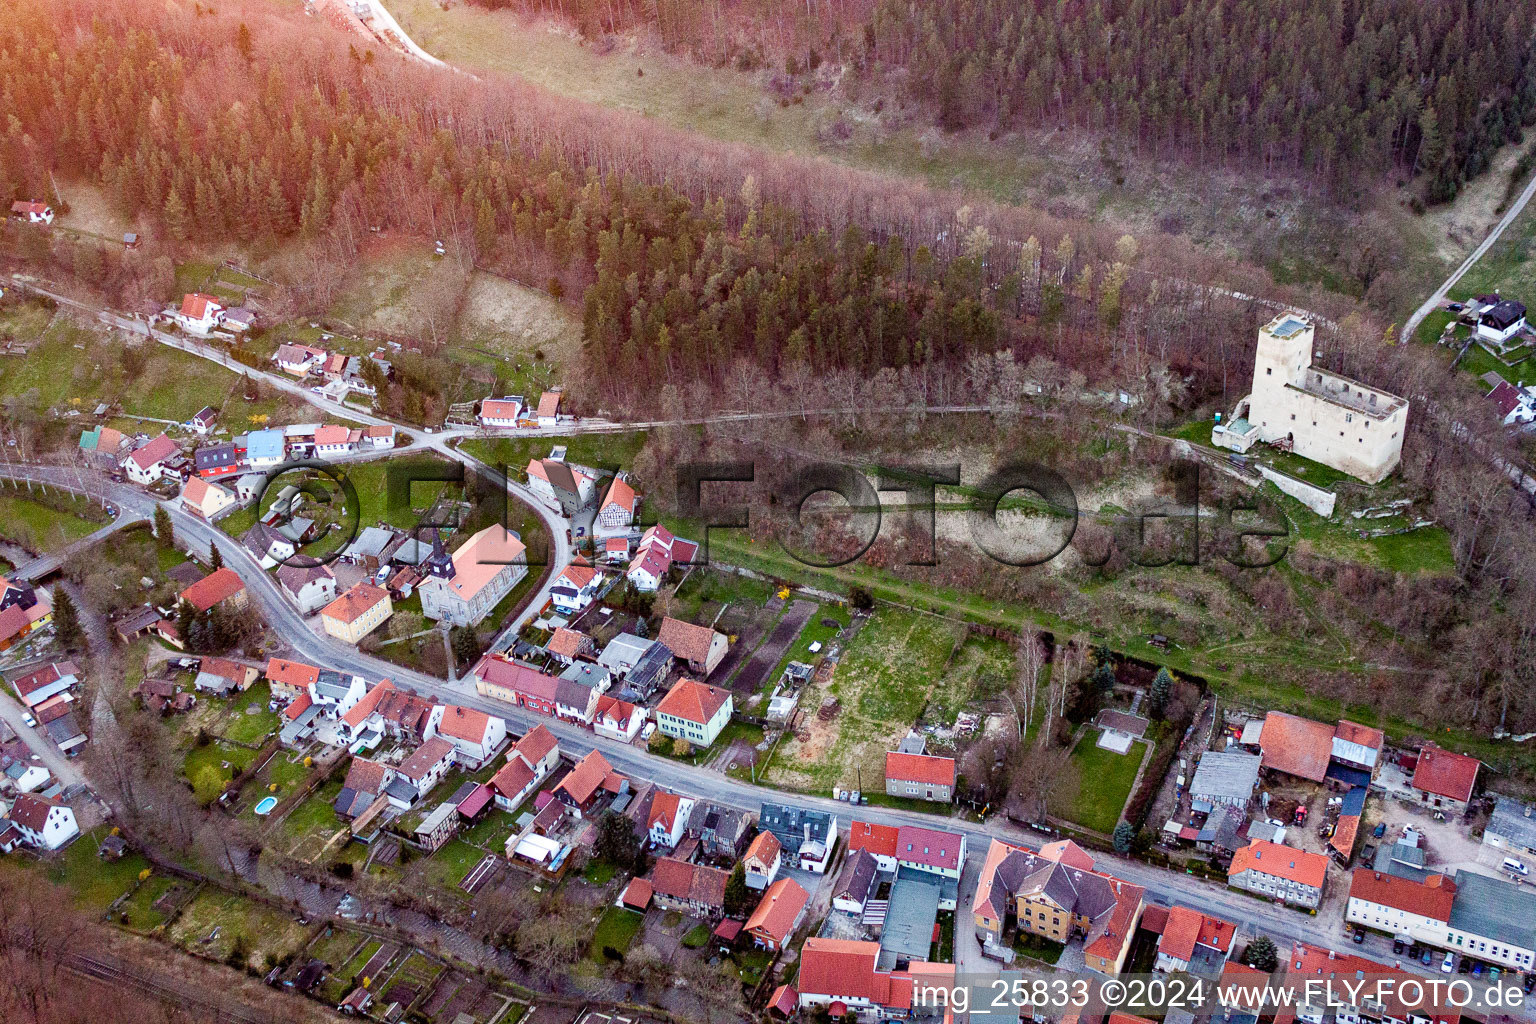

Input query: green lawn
[681,922,713,948]
[45,826,151,911]
[0,489,108,551]
[281,780,344,838]
[212,682,280,745]
[1046,735,1147,834]
[116,873,179,933]
[168,888,310,970]
[183,741,259,805]
[582,859,619,885]
[424,839,487,890]
[588,906,644,960]
[460,430,649,478]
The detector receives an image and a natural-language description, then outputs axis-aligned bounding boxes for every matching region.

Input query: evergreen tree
[1112,821,1135,854]
[209,542,223,570]
[724,863,752,916]
[153,505,174,551]
[451,625,481,664]
[1244,935,1279,973]
[162,187,189,241]
[1149,667,1174,720]
[52,588,83,650]
[592,811,644,873]
[175,599,198,652]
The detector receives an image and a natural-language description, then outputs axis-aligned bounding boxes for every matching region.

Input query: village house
[833,849,878,913]
[744,829,784,890]
[414,803,460,853]
[525,455,597,516]
[179,476,237,520]
[0,579,52,652]
[418,525,527,627]
[320,583,393,644]
[425,705,507,770]
[1189,750,1261,809]
[276,563,338,615]
[180,567,248,614]
[592,693,646,741]
[793,937,953,1022]
[396,736,457,797]
[895,825,967,890]
[1410,743,1480,815]
[745,877,810,952]
[361,424,395,449]
[625,525,698,592]
[657,617,729,677]
[1481,795,1536,862]
[1212,312,1408,484]
[689,803,753,860]
[759,802,837,873]
[550,559,604,615]
[313,424,358,458]
[1345,868,1455,948]
[6,793,78,850]
[596,633,671,698]
[847,820,900,872]
[275,343,328,377]
[472,654,601,724]
[884,750,957,803]
[1444,871,1536,971]
[242,428,288,469]
[647,791,694,849]
[1153,906,1237,974]
[488,724,559,811]
[173,293,225,336]
[654,677,734,748]
[125,433,180,485]
[478,397,523,428]
[9,199,54,225]
[9,660,78,710]
[649,856,729,918]
[265,657,320,701]
[1476,297,1528,343]
[186,406,219,434]
[1227,839,1328,908]
[597,476,639,530]
[193,656,258,696]
[536,390,563,427]
[78,425,129,469]
[1486,379,1536,426]
[552,748,625,815]
[334,757,397,821]
[546,627,596,669]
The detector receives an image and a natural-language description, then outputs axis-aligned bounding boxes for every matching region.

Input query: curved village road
[1402,168,1536,344]
[5,464,1494,1004]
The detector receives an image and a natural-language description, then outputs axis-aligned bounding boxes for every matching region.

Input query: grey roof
[1448,871,1536,951]
[835,848,878,903]
[391,536,433,565]
[415,802,457,836]
[1374,839,1429,882]
[1488,796,1536,851]
[878,870,941,966]
[1190,751,1261,802]
[44,713,83,745]
[314,678,353,701]
[384,777,418,804]
[597,633,654,673]
[692,803,752,845]
[559,661,611,690]
[344,526,394,560]
[759,802,833,854]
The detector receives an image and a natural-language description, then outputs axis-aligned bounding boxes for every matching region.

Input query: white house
[626,525,697,593]
[647,791,694,849]
[743,830,783,891]
[488,724,560,811]
[276,563,338,615]
[180,476,237,520]
[550,559,604,615]
[598,477,639,530]
[1476,297,1528,344]
[592,694,645,741]
[1485,380,1536,426]
[478,397,523,428]
[1345,869,1454,948]
[10,200,54,225]
[396,736,457,797]
[7,794,78,850]
[426,705,508,769]
[654,679,733,748]
[275,343,328,377]
[362,424,395,449]
[313,424,357,457]
[174,293,225,336]
[125,434,180,485]
[536,390,562,427]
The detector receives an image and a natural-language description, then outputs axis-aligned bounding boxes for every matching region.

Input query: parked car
[1373,822,1387,838]
[1393,939,1405,955]
[1420,949,1434,966]
[1442,952,1456,973]
[1502,857,1529,877]
[1353,927,1365,945]
[1473,963,1485,977]
[1523,973,1535,993]
[1458,957,1470,974]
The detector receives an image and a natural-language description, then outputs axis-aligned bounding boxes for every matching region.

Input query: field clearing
[459,430,649,479]
[169,888,311,970]
[0,489,108,551]
[328,242,450,337]
[765,609,964,793]
[453,271,581,386]
[1046,734,1146,834]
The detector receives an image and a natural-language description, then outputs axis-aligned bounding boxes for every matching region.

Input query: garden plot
[765,610,966,794]
[729,598,817,697]
[168,887,311,970]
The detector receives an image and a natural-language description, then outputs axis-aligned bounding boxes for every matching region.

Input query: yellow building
[320,583,393,645]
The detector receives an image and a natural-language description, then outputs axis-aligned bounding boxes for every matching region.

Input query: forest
[477,0,1536,201]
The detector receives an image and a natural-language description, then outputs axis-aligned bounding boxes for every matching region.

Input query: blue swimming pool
[253,796,278,815]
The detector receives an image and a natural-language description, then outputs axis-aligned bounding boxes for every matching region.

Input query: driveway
[0,687,86,789]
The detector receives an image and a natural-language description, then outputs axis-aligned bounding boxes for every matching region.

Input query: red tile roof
[1258,712,1334,782]
[9,793,63,832]
[283,692,313,720]
[650,856,728,910]
[649,791,687,832]
[1158,906,1236,961]
[9,660,77,699]
[546,627,591,660]
[621,877,653,910]
[745,829,781,867]
[489,755,535,801]
[884,751,956,788]
[513,724,558,765]
[1229,839,1328,888]
[1287,943,1462,1024]
[847,820,899,859]
[1347,869,1456,922]
[130,433,178,471]
[266,657,320,690]
[744,877,809,946]
[895,825,964,872]
[1331,814,1361,858]
[601,476,637,514]
[555,748,614,805]
[1039,839,1097,870]
[1412,743,1480,803]
[180,567,245,612]
[321,583,391,625]
[437,705,493,744]
[655,678,731,726]
[537,391,561,418]
[1334,720,1384,751]
[180,293,222,319]
[796,938,915,1010]
[657,618,721,665]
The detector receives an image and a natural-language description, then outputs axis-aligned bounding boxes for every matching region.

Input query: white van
[1502,857,1529,877]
